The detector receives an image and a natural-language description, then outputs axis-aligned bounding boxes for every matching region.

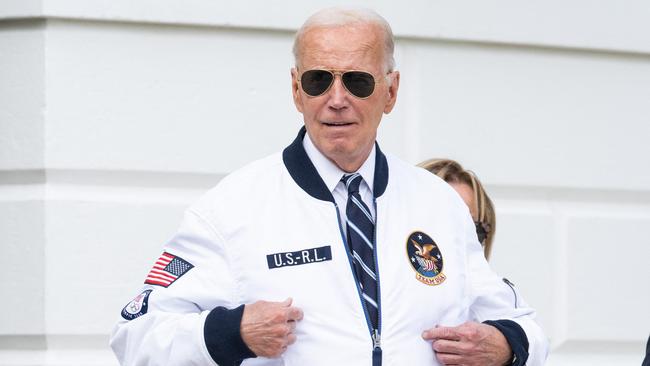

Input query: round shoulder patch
[121,289,153,321]
[406,231,446,286]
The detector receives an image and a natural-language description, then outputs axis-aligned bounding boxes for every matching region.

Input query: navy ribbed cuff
[204,305,256,366]
[483,319,529,366]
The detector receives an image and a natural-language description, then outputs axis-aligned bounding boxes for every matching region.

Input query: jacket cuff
[483,319,529,366]
[204,305,257,366]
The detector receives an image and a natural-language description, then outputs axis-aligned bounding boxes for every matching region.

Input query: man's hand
[422,321,512,366]
[240,298,304,358]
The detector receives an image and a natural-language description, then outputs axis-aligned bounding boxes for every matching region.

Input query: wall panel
[408,40,650,190]
[0,21,45,170]
[44,20,301,174]
[43,183,205,334]
[566,215,650,340]
[0,199,45,335]
[1,2,649,364]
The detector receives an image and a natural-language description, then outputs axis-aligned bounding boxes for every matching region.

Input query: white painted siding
[2,1,649,365]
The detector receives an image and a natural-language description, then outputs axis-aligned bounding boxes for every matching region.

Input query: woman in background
[418,158,495,260]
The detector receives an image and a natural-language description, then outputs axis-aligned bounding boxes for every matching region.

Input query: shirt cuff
[204,304,257,366]
[483,319,529,366]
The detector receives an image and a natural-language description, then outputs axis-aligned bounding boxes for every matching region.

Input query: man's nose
[327,76,349,109]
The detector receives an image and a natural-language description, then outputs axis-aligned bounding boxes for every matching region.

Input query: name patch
[267,246,332,269]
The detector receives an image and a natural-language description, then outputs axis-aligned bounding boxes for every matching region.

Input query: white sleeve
[464,214,550,366]
[109,209,241,366]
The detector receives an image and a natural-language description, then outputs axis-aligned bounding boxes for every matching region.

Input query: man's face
[291,24,400,172]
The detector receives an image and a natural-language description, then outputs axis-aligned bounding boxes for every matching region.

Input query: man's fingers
[287,306,304,321]
[432,339,467,355]
[423,326,462,341]
[281,297,292,307]
[422,329,434,340]
[287,319,297,332]
[435,351,462,365]
[278,297,302,322]
[240,298,302,358]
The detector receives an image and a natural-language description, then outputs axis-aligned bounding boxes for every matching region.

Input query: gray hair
[292,7,396,73]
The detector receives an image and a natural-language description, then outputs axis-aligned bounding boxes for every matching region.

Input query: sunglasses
[298,69,383,99]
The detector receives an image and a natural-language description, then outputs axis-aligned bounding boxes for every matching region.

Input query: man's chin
[322,145,372,172]
[321,143,353,159]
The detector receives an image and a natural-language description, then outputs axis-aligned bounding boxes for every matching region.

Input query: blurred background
[1,0,649,365]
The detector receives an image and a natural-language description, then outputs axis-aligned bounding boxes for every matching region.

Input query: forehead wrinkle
[298,25,384,72]
[304,48,376,69]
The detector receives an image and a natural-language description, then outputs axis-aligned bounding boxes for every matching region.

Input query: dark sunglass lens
[342,71,375,98]
[301,70,333,96]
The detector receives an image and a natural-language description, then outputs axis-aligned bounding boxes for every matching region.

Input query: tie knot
[341,173,363,194]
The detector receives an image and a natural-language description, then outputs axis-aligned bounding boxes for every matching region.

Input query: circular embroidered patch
[121,289,153,321]
[406,231,446,286]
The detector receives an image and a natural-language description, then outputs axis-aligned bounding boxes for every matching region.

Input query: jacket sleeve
[109,209,255,365]
[463,214,550,366]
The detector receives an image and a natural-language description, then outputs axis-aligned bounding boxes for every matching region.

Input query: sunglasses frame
[297,68,388,99]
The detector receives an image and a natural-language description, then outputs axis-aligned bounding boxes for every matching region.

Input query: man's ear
[291,68,303,113]
[383,71,400,114]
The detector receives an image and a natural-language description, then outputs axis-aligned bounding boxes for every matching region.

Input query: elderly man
[110,8,548,366]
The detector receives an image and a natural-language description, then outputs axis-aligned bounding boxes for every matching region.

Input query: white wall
[1,1,649,365]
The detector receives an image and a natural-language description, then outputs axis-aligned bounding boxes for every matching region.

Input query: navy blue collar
[282,126,389,202]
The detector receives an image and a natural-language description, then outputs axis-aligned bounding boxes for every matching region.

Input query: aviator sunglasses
[298,69,384,99]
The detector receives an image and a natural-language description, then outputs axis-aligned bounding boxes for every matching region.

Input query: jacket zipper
[502,277,519,308]
[372,328,382,366]
[371,199,382,366]
[334,202,382,366]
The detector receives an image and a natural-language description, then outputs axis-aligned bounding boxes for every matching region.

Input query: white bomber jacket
[110,128,549,365]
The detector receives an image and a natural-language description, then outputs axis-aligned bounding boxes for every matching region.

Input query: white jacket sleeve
[463,214,550,366]
[109,209,253,365]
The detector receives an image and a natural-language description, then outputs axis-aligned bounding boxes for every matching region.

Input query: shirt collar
[302,133,376,195]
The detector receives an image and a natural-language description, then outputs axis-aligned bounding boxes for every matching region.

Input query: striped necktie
[341,173,378,330]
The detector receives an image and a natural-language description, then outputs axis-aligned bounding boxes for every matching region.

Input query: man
[110,8,548,366]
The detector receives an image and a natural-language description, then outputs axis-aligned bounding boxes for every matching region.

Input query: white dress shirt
[302,133,376,232]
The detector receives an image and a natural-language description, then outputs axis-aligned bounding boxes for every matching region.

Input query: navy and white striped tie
[342,173,378,330]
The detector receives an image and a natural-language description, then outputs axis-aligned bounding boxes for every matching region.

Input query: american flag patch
[416,256,437,272]
[144,252,194,288]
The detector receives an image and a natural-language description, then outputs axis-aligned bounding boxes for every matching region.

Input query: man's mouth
[322,121,354,127]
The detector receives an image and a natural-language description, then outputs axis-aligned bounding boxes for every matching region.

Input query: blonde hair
[292,7,396,73]
[418,158,496,260]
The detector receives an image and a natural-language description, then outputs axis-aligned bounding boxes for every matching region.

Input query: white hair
[292,7,396,73]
